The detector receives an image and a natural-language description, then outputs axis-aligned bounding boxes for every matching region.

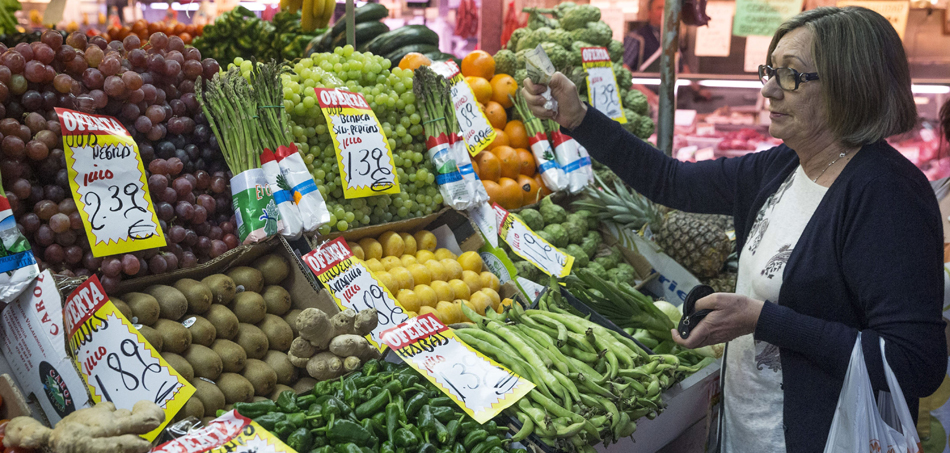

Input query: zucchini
[331,21,390,49]
[385,44,440,65]
[330,3,389,37]
[366,25,439,57]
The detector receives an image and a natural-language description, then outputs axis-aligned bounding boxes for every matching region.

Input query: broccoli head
[518,208,545,231]
[517,27,552,52]
[507,27,530,50]
[540,196,568,225]
[542,223,569,248]
[564,244,589,267]
[624,90,649,116]
[560,4,601,31]
[494,49,517,76]
[608,39,624,62]
[637,116,655,139]
[539,42,570,70]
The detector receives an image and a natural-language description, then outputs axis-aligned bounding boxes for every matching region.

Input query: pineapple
[574,179,733,278]
[703,271,738,293]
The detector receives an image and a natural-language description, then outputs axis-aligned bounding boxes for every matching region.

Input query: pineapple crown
[572,174,665,229]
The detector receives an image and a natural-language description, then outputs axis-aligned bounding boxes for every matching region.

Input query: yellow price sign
[64,275,194,441]
[55,108,166,257]
[581,47,627,124]
[494,203,574,278]
[153,410,298,453]
[316,88,400,199]
[430,61,497,156]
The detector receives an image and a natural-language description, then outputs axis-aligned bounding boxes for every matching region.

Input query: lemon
[407,263,432,286]
[431,281,455,302]
[414,230,438,252]
[419,305,438,319]
[396,289,422,313]
[436,301,461,324]
[434,248,457,261]
[424,260,448,282]
[479,271,500,291]
[415,249,436,264]
[480,287,501,311]
[457,251,483,273]
[440,259,464,281]
[364,258,385,273]
[375,271,396,293]
[413,284,438,308]
[381,256,402,271]
[400,232,418,255]
[400,254,418,267]
[358,238,383,260]
[348,241,365,260]
[468,291,492,315]
[379,231,405,257]
[447,279,471,301]
[389,267,415,292]
[462,270,483,294]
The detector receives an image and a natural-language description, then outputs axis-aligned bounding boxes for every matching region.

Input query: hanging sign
[733,0,805,37]
[316,88,400,199]
[582,47,627,124]
[380,313,534,423]
[431,61,497,156]
[64,275,194,441]
[302,237,409,351]
[494,203,574,278]
[56,108,166,257]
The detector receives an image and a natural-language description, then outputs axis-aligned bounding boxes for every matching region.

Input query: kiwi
[111,297,133,320]
[183,344,224,380]
[283,309,303,337]
[232,292,266,324]
[153,319,192,354]
[211,339,247,373]
[227,266,264,293]
[234,323,269,360]
[144,285,189,321]
[257,314,293,352]
[179,396,205,420]
[241,359,278,397]
[183,315,216,347]
[175,279,213,314]
[193,379,226,417]
[205,305,239,340]
[292,377,318,394]
[262,285,292,316]
[202,274,236,305]
[217,373,255,404]
[137,325,163,351]
[252,396,269,402]
[124,292,160,326]
[269,384,295,401]
[263,350,297,386]
[162,352,194,382]
[253,255,290,286]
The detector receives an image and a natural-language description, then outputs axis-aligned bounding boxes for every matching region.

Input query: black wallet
[677,284,715,340]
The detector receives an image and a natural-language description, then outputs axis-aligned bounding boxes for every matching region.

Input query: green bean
[514,325,571,376]
[510,412,534,442]
[528,390,601,441]
[550,369,580,403]
[484,321,564,402]
[607,329,650,360]
[453,331,555,400]
[553,421,586,438]
[454,326,520,358]
[578,374,618,400]
[530,314,568,347]
[563,356,605,383]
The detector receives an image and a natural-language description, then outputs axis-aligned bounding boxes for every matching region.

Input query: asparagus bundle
[414,66,473,210]
[512,93,567,193]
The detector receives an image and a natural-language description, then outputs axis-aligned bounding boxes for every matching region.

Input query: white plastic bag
[823,334,921,453]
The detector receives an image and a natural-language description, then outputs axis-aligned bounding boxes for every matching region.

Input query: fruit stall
[0,3,733,453]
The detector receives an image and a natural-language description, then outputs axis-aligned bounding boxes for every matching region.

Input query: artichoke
[494,49,517,76]
[637,116,656,139]
[554,1,578,18]
[549,29,574,50]
[506,27,530,50]
[517,27,552,52]
[514,260,540,282]
[564,244,589,267]
[526,8,559,30]
[518,208,545,231]
[560,4,601,31]
[624,90,649,116]
[540,196,568,225]
[614,64,632,90]
[562,220,588,244]
[539,42,569,70]
[542,223,569,248]
[608,39,624,62]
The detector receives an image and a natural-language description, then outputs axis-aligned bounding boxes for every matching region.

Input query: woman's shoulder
[846,140,933,194]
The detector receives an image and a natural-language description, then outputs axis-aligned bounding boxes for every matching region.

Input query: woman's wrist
[564,103,587,131]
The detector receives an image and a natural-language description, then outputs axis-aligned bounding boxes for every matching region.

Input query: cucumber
[331,21,390,50]
[330,3,389,37]
[305,31,332,56]
[385,44,440,65]
[366,25,439,57]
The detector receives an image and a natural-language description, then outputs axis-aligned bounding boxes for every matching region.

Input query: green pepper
[311,447,332,453]
[343,377,359,405]
[381,361,397,373]
[383,379,404,396]
[335,443,363,453]
[487,448,505,453]
[402,422,425,444]
[372,411,388,437]
[417,406,437,439]
[253,412,286,430]
[363,359,381,376]
[470,436,502,453]
[432,419,449,445]
[321,396,350,427]
[314,380,333,396]
[274,420,296,439]
[353,375,379,388]
[234,400,277,419]
[386,401,401,442]
[355,388,391,419]
[406,393,427,418]
[428,397,453,408]
[380,441,396,453]
[461,430,487,450]
[328,419,375,447]
[297,394,318,409]
[311,435,328,448]
[429,407,456,424]
[286,412,307,428]
[444,419,461,445]
[287,427,314,451]
[416,443,437,453]
[452,444,466,453]
[438,449,452,453]
[394,427,420,448]
[277,391,299,413]
[459,421,478,435]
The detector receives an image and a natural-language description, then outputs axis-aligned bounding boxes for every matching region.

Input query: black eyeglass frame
[758,65,820,91]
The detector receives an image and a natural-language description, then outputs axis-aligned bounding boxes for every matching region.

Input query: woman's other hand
[672,293,766,349]
[522,72,587,131]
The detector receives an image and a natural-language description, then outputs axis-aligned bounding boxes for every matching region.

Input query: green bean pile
[454,278,711,452]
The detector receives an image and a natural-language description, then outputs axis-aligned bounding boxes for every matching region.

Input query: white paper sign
[494,203,574,278]
[303,237,409,351]
[744,35,774,73]
[603,222,702,305]
[468,202,498,247]
[431,61,497,156]
[582,47,626,123]
[695,2,736,57]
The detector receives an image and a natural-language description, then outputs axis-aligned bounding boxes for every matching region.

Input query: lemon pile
[349,230,506,325]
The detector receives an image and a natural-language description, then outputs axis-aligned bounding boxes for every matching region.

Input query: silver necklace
[812,151,849,183]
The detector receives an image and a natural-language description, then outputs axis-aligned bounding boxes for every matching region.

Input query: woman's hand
[522,72,587,131]
[672,293,766,349]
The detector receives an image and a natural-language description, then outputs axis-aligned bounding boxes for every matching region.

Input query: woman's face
[761,27,833,151]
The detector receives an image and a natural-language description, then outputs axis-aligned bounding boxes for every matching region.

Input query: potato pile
[287,307,381,381]
[350,229,505,324]
[112,253,300,422]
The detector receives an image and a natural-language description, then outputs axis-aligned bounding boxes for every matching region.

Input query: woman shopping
[523,6,947,453]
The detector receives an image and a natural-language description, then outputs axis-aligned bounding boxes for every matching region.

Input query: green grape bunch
[231,46,444,235]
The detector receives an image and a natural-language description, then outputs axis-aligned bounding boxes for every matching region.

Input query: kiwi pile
[112,253,301,424]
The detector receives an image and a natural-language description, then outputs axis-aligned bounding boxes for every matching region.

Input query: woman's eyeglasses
[758,65,820,91]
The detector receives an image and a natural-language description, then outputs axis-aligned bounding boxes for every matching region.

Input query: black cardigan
[568,107,947,452]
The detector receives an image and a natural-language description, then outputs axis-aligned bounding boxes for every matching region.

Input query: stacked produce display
[0,2,730,451]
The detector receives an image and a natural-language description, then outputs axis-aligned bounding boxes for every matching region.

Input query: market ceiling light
[698,80,763,89]
[911,85,950,94]
[149,2,169,9]
[630,78,690,87]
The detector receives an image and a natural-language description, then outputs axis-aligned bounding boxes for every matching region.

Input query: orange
[516,148,535,176]
[504,120,529,149]
[492,146,521,180]
[487,129,509,150]
[461,50,495,79]
[517,174,541,206]
[399,53,432,71]
[482,180,501,206]
[485,101,507,129]
[496,177,523,209]
[490,74,518,108]
[466,76,492,104]
[536,174,553,196]
[471,159,480,176]
[473,151,501,181]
